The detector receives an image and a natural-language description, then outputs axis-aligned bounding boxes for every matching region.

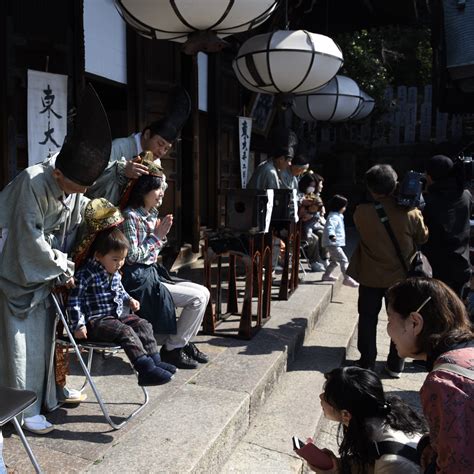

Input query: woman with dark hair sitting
[313,366,426,473]
[121,159,210,370]
[386,278,474,473]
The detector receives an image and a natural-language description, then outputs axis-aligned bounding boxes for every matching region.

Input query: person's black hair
[127,174,164,209]
[92,227,129,257]
[323,367,427,472]
[365,164,398,196]
[327,194,348,212]
[298,172,324,194]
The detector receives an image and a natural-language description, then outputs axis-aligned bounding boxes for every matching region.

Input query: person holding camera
[347,164,429,377]
[422,154,472,299]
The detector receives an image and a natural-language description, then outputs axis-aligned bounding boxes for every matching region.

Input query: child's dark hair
[92,227,129,257]
[327,194,348,212]
[323,367,427,472]
[127,175,164,209]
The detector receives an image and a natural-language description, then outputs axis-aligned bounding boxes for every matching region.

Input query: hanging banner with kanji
[238,116,253,188]
[27,70,68,166]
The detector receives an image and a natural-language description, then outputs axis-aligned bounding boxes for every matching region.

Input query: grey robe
[247,160,282,190]
[280,168,299,190]
[86,134,138,204]
[0,157,87,416]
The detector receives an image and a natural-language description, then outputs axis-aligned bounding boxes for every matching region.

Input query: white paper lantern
[115,0,278,42]
[233,30,343,95]
[292,75,362,122]
[350,91,375,120]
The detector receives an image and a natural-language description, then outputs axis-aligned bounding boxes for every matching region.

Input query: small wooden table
[202,231,272,339]
[272,220,301,300]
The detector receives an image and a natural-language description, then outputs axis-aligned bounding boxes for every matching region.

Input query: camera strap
[374,203,409,275]
[370,441,420,465]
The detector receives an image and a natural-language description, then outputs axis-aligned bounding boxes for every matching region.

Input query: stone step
[3,269,345,473]
[221,285,359,473]
[85,273,344,473]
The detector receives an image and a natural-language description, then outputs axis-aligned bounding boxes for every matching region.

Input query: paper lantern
[115,0,278,42]
[292,75,361,122]
[233,30,343,95]
[350,91,375,120]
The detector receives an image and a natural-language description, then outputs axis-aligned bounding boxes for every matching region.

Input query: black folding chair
[47,293,149,430]
[0,386,43,473]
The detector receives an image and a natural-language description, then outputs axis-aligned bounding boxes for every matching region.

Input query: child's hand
[129,298,140,312]
[65,277,76,289]
[74,326,87,339]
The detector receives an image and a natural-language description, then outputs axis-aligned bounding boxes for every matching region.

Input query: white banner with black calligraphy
[27,70,68,166]
[238,116,252,188]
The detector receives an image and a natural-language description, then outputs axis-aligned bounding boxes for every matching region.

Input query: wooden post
[191,54,201,252]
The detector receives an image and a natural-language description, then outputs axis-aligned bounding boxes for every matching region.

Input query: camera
[397,170,425,208]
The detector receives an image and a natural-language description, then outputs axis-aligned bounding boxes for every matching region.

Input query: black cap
[55,85,111,187]
[147,87,191,143]
[268,126,298,159]
[425,154,454,181]
[292,154,309,167]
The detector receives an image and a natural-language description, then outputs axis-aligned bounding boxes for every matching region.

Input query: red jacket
[420,345,474,473]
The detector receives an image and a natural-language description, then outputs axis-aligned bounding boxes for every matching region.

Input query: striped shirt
[67,258,131,330]
[121,207,165,265]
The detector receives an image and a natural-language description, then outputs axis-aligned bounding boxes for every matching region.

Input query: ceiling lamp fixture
[233,30,343,107]
[292,75,362,122]
[114,0,279,54]
[349,91,375,120]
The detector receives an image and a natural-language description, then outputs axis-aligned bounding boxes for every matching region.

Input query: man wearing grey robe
[247,126,298,191]
[86,87,191,205]
[0,157,87,418]
[0,85,111,433]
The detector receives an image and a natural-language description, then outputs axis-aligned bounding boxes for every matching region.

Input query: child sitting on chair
[67,199,176,386]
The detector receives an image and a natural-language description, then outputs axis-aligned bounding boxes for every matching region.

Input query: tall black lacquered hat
[148,86,191,143]
[55,85,111,187]
[268,126,298,159]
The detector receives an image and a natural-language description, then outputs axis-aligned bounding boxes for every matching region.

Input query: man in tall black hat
[247,126,298,190]
[87,87,191,204]
[0,85,111,434]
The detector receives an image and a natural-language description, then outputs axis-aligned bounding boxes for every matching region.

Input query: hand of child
[154,214,173,240]
[129,298,140,312]
[74,326,87,339]
[65,277,76,289]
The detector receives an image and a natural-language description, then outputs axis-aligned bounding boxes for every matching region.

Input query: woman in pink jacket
[387,277,474,474]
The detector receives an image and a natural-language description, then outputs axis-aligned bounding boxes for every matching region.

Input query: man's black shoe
[183,342,209,364]
[160,346,198,369]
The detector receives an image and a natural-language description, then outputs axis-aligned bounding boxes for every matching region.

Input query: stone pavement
[2,260,347,473]
[2,227,430,473]
[221,286,428,473]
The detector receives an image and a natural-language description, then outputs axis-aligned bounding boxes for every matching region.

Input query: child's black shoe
[150,352,177,374]
[134,355,173,386]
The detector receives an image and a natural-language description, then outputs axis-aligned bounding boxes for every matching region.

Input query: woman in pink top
[386,277,474,474]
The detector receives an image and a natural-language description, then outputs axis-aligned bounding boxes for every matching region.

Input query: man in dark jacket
[422,155,472,297]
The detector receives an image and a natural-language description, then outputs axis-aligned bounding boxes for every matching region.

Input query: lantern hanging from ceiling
[292,75,362,122]
[233,30,343,97]
[350,91,375,120]
[115,0,279,53]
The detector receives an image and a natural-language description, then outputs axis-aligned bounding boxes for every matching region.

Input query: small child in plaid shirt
[67,226,176,386]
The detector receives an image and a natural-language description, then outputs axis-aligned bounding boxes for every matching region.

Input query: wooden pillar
[191,54,200,252]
